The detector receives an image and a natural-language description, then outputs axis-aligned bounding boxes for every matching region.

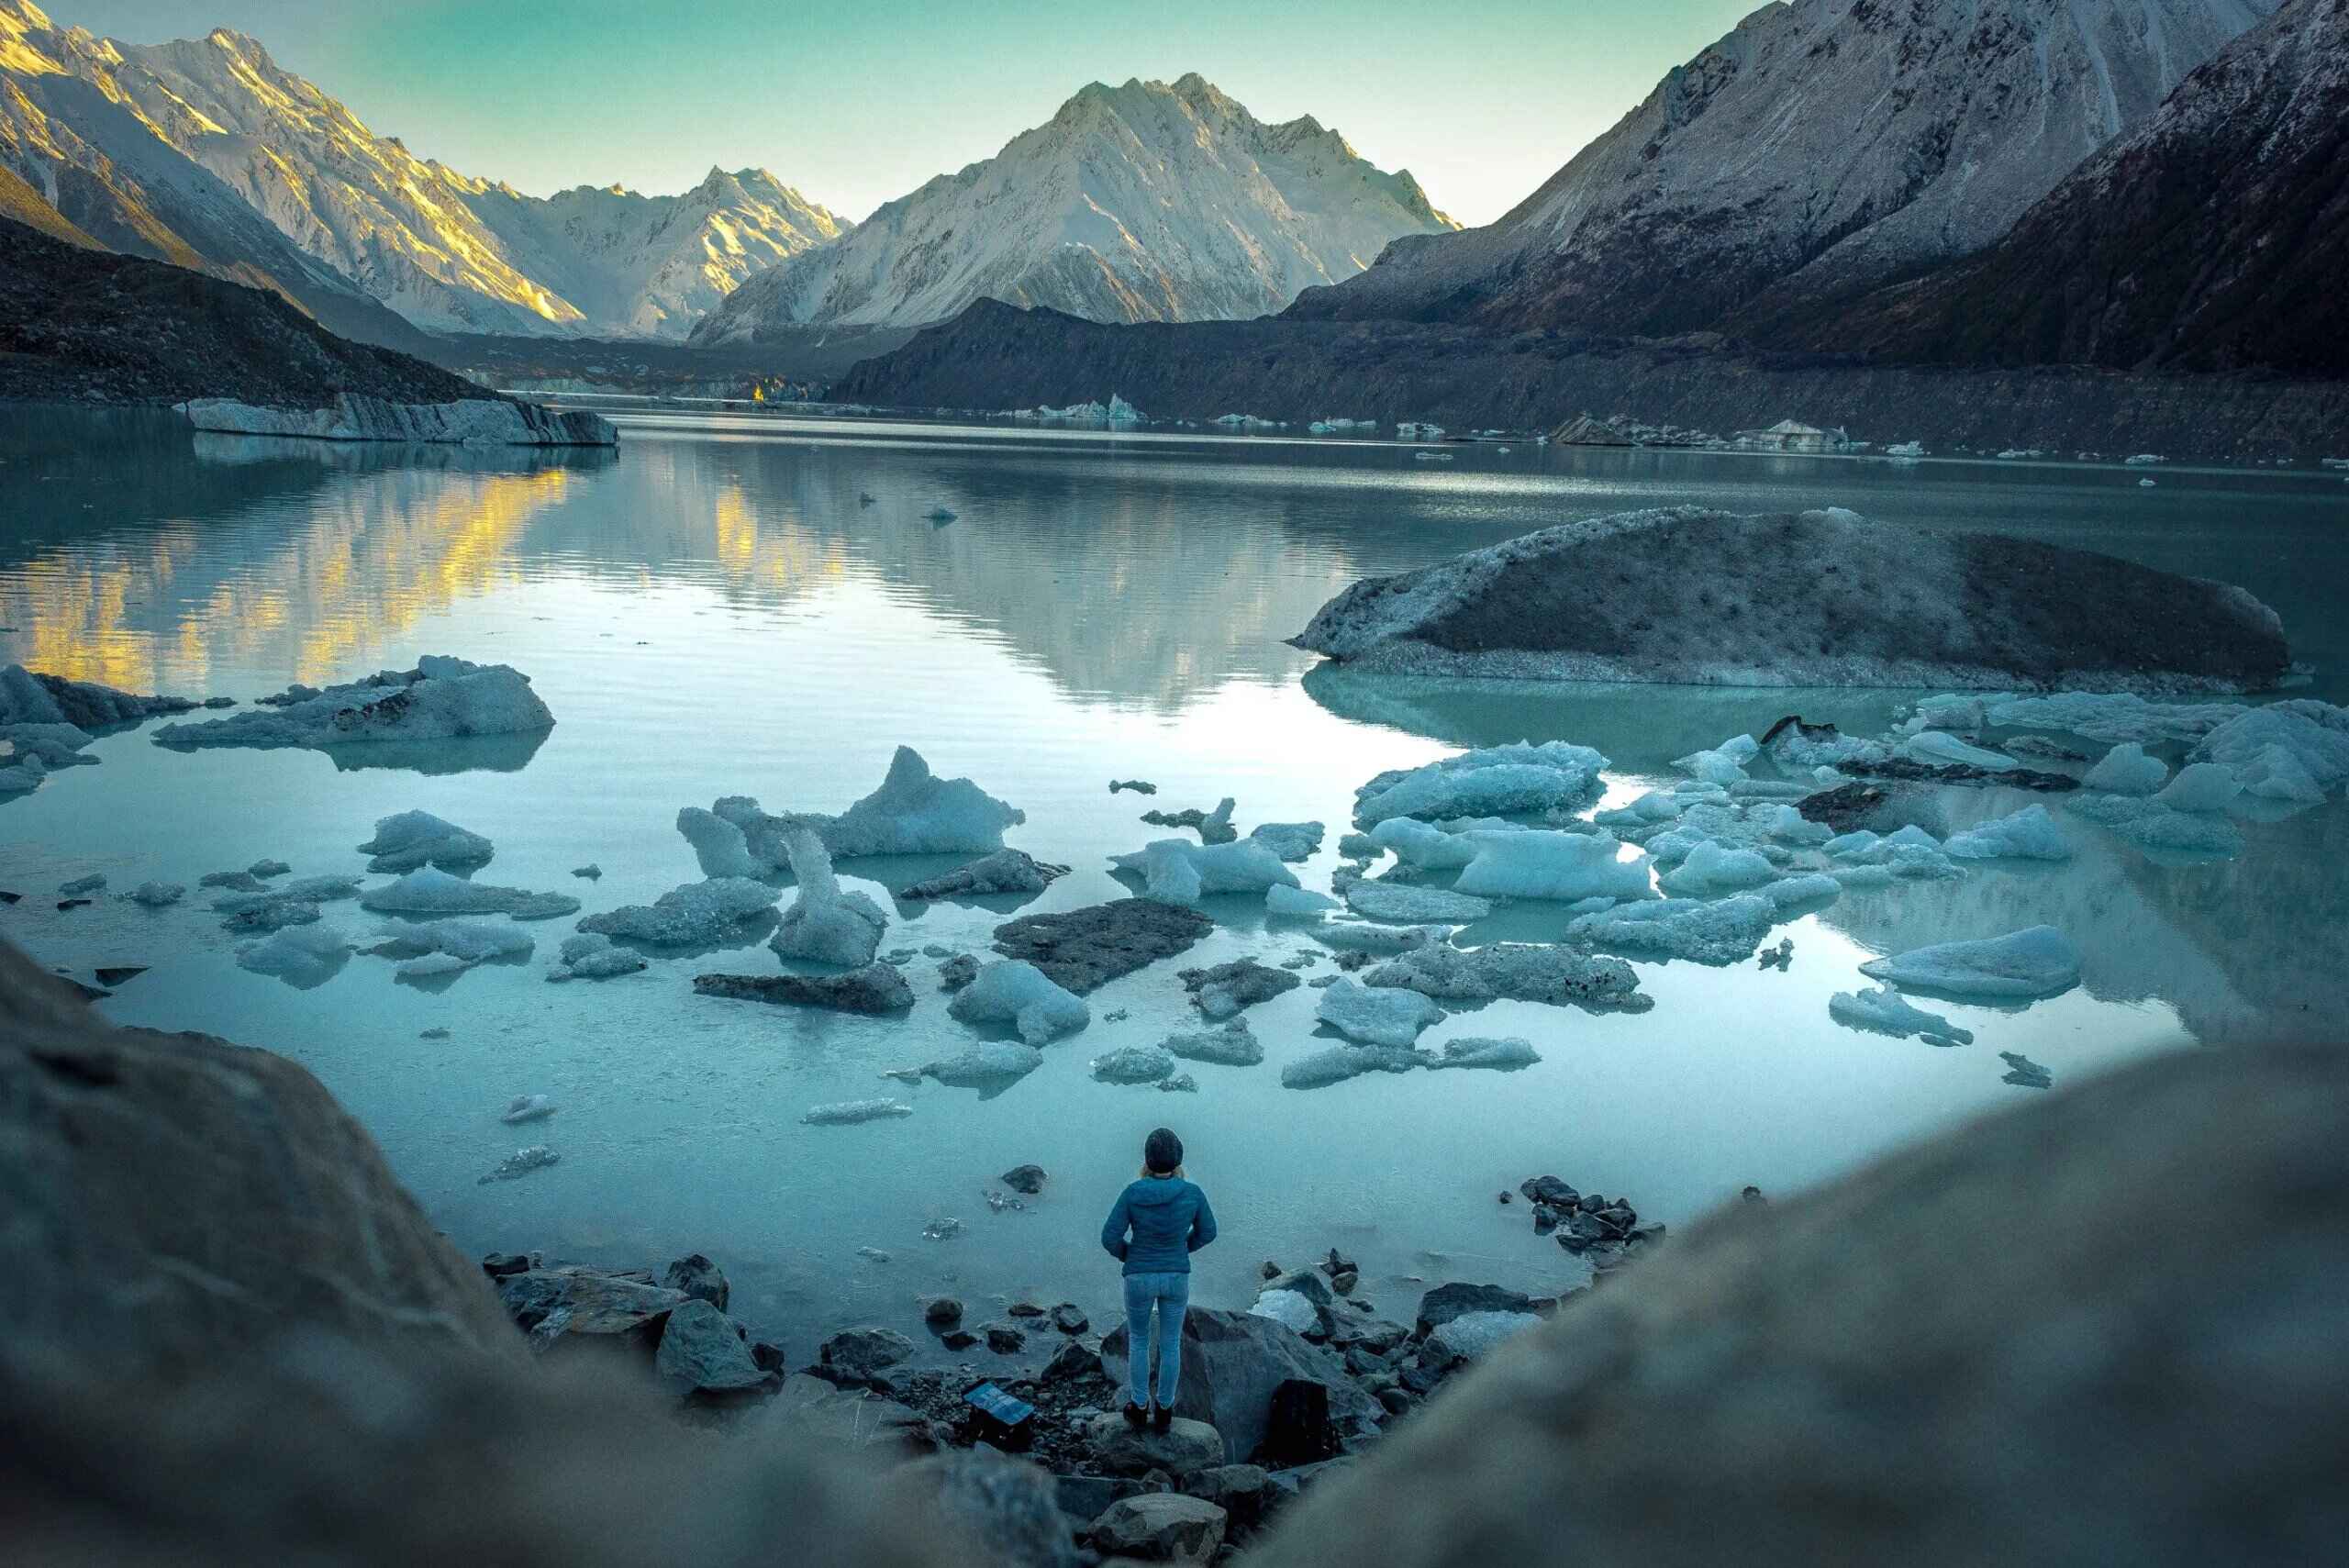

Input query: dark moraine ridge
[0,215,493,408]
[1291,506,2291,693]
[831,300,2349,462]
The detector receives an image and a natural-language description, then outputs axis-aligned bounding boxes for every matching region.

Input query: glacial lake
[6,405,2348,1352]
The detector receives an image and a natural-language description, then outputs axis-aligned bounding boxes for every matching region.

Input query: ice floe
[366,920,534,982]
[2151,762,2243,814]
[909,1040,1045,1089]
[1163,1018,1264,1067]
[1656,842,1779,896]
[1352,741,1609,828]
[1111,838,1300,899]
[1314,976,1445,1046]
[233,924,352,987]
[897,849,1069,900]
[577,878,778,944]
[802,1100,913,1126]
[2065,795,2244,855]
[1281,1042,1433,1089]
[358,810,495,873]
[1567,895,1779,966]
[1453,830,1654,903]
[1428,1037,1541,1071]
[154,657,552,752]
[1828,985,1974,1045]
[2192,702,2349,798]
[359,868,579,920]
[1345,881,1493,923]
[1248,820,1325,862]
[1091,1044,1177,1085]
[770,831,887,967]
[128,881,185,907]
[1364,942,1648,1009]
[1943,806,2073,862]
[1858,926,2081,1000]
[546,932,648,982]
[946,960,1090,1045]
[1265,884,1340,917]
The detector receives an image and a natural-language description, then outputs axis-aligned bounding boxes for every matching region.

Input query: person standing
[1100,1127,1217,1431]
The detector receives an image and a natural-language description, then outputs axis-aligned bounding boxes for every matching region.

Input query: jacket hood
[1127,1177,1191,1207]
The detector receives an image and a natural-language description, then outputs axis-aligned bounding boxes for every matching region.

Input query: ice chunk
[946,960,1090,1045]
[1265,884,1340,917]
[1858,926,2081,999]
[1180,958,1301,1019]
[546,931,648,982]
[234,924,351,986]
[1977,692,2243,746]
[1110,838,1299,895]
[128,881,186,907]
[502,1095,557,1124]
[1829,985,1974,1044]
[1672,745,1749,785]
[358,810,495,873]
[1901,732,2019,770]
[1091,1044,1176,1085]
[2151,762,2242,815]
[1365,942,1646,1009]
[677,806,760,877]
[1141,844,1204,905]
[1824,829,1881,858]
[1281,1042,1433,1089]
[1248,820,1324,862]
[1567,895,1778,966]
[1312,922,1451,956]
[1943,805,2073,862]
[368,920,534,980]
[1999,1051,2054,1088]
[577,877,778,944]
[59,873,106,896]
[1163,1018,1264,1066]
[1315,976,1445,1046]
[1754,873,1841,911]
[1352,741,1609,828]
[822,746,1024,856]
[915,1040,1044,1088]
[1369,817,1522,870]
[2065,795,2243,855]
[153,657,552,751]
[359,868,579,921]
[1429,1037,1541,1071]
[1656,842,1778,896]
[2191,701,2349,799]
[1453,830,1653,903]
[2082,742,2169,795]
[802,1100,913,1126]
[1345,881,1493,923]
[770,831,887,967]
[897,849,1068,900]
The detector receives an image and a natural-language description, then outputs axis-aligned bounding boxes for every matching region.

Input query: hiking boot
[1122,1401,1149,1429]
[1151,1401,1173,1434]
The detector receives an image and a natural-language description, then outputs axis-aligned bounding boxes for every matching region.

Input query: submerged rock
[153,656,554,753]
[1292,506,2290,691]
[1179,958,1302,1019]
[991,899,1214,992]
[695,963,916,1014]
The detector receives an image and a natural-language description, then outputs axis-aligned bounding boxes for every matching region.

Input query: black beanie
[1144,1127,1184,1173]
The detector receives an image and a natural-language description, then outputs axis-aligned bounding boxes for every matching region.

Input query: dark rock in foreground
[992,899,1215,993]
[694,962,915,1013]
[1293,506,2290,693]
[1099,1307,1379,1463]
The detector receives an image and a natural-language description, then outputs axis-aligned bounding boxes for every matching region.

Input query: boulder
[1100,1307,1379,1462]
[1087,1493,1227,1563]
[1291,506,2290,692]
[1413,1283,1535,1340]
[1085,1412,1226,1477]
[0,939,519,1381]
[759,1373,935,1461]
[1185,1462,1281,1537]
[888,1449,1078,1568]
[662,1251,730,1311]
[654,1298,772,1397]
[1259,1379,1341,1466]
[1000,1163,1048,1195]
[819,1327,916,1385]
[1055,1473,1148,1523]
[498,1269,685,1357]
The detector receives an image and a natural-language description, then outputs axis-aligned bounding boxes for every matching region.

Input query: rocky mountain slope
[1775,0,2349,374]
[693,73,1453,340]
[97,27,847,338]
[0,0,438,353]
[0,213,495,406]
[1286,0,2280,337]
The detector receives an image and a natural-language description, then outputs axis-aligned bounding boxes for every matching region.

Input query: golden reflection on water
[6,467,571,689]
[711,482,846,593]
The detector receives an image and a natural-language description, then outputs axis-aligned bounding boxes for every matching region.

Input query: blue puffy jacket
[1100,1176,1217,1276]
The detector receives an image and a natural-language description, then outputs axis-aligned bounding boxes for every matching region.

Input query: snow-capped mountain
[1287,0,2282,337]
[1808,0,2348,373]
[0,0,436,351]
[101,28,844,338]
[693,73,1454,341]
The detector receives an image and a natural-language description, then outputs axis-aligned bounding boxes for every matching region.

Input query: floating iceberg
[1315,976,1445,1047]
[946,960,1090,1045]
[1972,692,2245,746]
[2192,701,2349,800]
[1248,820,1324,862]
[1754,873,1841,911]
[154,657,553,752]
[1884,441,1925,459]
[128,881,186,907]
[369,920,535,981]
[1265,884,1340,917]
[1567,895,1778,966]
[914,1040,1045,1088]
[677,806,761,878]
[1858,926,2081,1000]
[2151,762,2243,814]
[2082,742,2169,795]
[1163,1018,1264,1067]
[1943,806,2072,862]
[802,1099,913,1127]
[1364,941,1647,1009]
[897,849,1068,900]
[1110,838,1299,897]
[770,831,887,967]
[1353,741,1609,828]
[1345,881,1493,923]
[1092,1044,1177,1085]
[234,924,351,987]
[1829,985,1973,1044]
[359,868,579,921]
[1656,842,1779,896]
[1281,1042,1432,1089]
[1428,1037,1541,1071]
[577,877,778,944]
[2065,794,2243,855]
[1369,816,1524,869]
[546,931,648,982]
[1453,830,1654,903]
[358,810,495,873]
[1673,736,1756,785]
[702,747,1024,865]
[1901,732,2020,770]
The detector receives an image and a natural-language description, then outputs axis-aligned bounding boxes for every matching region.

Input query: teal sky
[59,0,1765,226]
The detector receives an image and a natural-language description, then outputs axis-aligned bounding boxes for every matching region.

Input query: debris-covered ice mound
[577,878,778,945]
[1292,506,2291,692]
[153,657,554,752]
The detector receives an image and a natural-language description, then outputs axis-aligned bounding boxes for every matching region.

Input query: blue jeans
[1123,1271,1189,1409]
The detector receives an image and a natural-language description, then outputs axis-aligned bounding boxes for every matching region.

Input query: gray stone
[926,1296,965,1327]
[759,1373,935,1460]
[898,849,1070,900]
[985,1322,1027,1354]
[655,1297,771,1396]
[820,1326,916,1385]
[1042,1337,1102,1385]
[1055,1473,1147,1523]
[939,953,979,991]
[1088,1493,1227,1563]
[1086,1412,1226,1477]
[1185,1463,1279,1536]
[498,1269,685,1355]
[1052,1303,1089,1335]
[694,962,914,1013]
[891,1449,1078,1568]
[1413,1283,1535,1340]
[1368,940,1649,1010]
[1101,1307,1380,1463]
[1176,958,1301,1019]
[1000,1163,1048,1195]
[662,1251,729,1311]
[991,899,1215,993]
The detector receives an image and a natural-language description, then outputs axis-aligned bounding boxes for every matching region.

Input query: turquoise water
[6,406,2346,1352]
